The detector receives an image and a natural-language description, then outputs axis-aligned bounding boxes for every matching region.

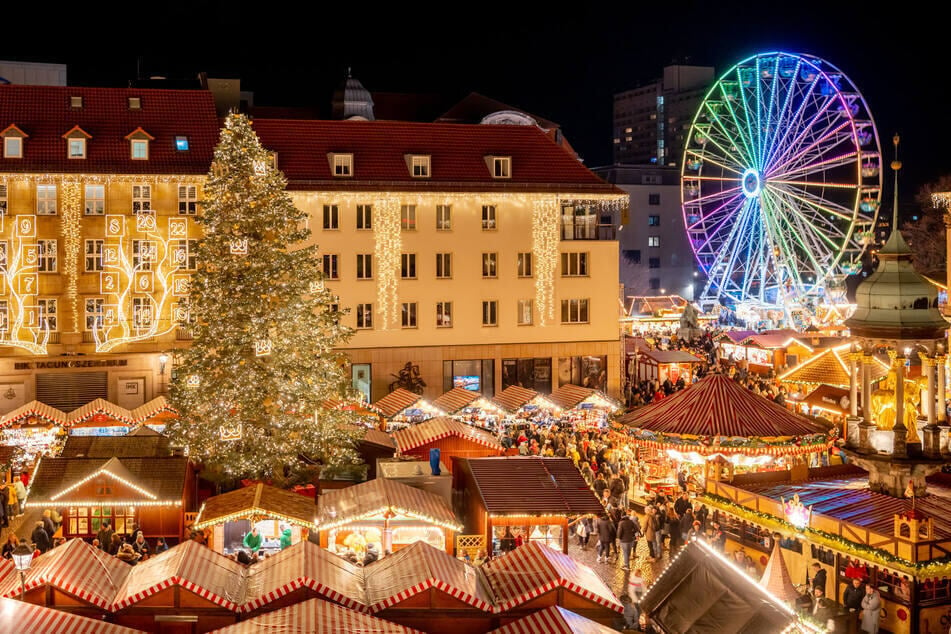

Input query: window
[37,240,57,272]
[482,205,497,230]
[4,137,22,158]
[649,257,661,269]
[178,185,198,215]
[517,299,533,325]
[332,154,353,177]
[175,136,189,151]
[401,253,417,279]
[356,303,373,329]
[173,239,198,270]
[322,205,339,230]
[36,184,57,215]
[132,297,153,329]
[642,174,662,185]
[624,249,641,264]
[68,138,86,159]
[560,298,589,324]
[128,97,142,110]
[648,215,660,226]
[0,184,5,215]
[502,357,551,393]
[411,155,430,178]
[482,300,498,326]
[38,298,57,331]
[131,139,148,160]
[80,184,105,215]
[132,184,151,214]
[561,204,597,240]
[436,205,452,230]
[70,96,83,108]
[649,277,661,290]
[133,240,156,271]
[436,253,452,279]
[648,236,660,247]
[482,252,497,278]
[400,205,416,230]
[561,252,589,276]
[322,254,339,280]
[401,302,417,328]
[492,156,511,178]
[356,204,372,230]
[85,298,104,331]
[0,300,7,333]
[84,239,103,272]
[648,193,661,205]
[517,252,533,277]
[0,241,6,272]
[436,301,452,327]
[356,254,373,279]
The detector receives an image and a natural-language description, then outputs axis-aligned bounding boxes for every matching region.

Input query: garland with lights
[61,181,82,333]
[375,197,401,330]
[611,425,835,456]
[0,214,49,354]
[532,197,559,326]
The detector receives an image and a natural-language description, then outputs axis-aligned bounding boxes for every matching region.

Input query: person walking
[644,507,658,559]
[13,476,26,515]
[31,520,51,553]
[861,583,882,634]
[843,577,865,634]
[96,521,114,552]
[596,512,617,564]
[617,513,638,571]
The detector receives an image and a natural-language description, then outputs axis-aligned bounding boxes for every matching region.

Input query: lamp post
[11,543,33,601]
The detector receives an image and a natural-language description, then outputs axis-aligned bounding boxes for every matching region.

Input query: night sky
[6,3,948,205]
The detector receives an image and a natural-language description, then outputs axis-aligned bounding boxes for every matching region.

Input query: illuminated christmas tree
[167,113,362,483]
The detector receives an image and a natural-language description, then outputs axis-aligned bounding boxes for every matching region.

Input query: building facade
[253,119,626,403]
[613,65,714,167]
[0,85,218,414]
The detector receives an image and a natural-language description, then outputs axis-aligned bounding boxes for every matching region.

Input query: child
[620,594,639,630]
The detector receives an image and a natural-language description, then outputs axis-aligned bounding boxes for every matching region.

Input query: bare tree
[901,175,951,279]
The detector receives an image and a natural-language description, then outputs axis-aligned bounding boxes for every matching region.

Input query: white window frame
[84,184,105,215]
[322,204,339,230]
[132,184,152,214]
[132,296,153,329]
[38,298,58,331]
[482,252,497,278]
[332,154,353,177]
[401,253,417,279]
[411,155,431,178]
[356,254,373,280]
[517,299,533,325]
[648,236,660,247]
[173,239,198,270]
[85,297,105,331]
[37,239,57,272]
[435,253,452,279]
[492,156,511,179]
[401,302,418,328]
[436,301,452,328]
[0,241,7,273]
[322,254,339,280]
[68,137,86,159]
[400,205,417,231]
[0,184,6,214]
[436,205,451,230]
[178,185,198,215]
[84,239,104,272]
[36,184,57,215]
[482,205,497,230]
[517,252,533,278]
[560,298,590,324]
[3,137,22,158]
[356,303,373,329]
[0,299,8,332]
[356,204,372,230]
[482,300,498,326]
[561,252,589,277]
[132,239,156,271]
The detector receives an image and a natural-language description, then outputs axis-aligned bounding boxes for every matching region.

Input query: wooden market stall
[358,427,397,480]
[364,540,494,634]
[547,384,621,430]
[634,349,703,384]
[391,416,503,472]
[483,542,623,626]
[779,342,890,392]
[316,476,462,558]
[0,597,145,634]
[373,388,441,430]
[488,605,619,634]
[491,385,563,428]
[239,540,367,617]
[129,396,179,433]
[25,455,194,542]
[434,388,505,431]
[111,540,244,633]
[66,398,136,437]
[0,400,67,464]
[192,483,317,556]
[215,598,421,634]
[58,430,172,458]
[452,456,604,556]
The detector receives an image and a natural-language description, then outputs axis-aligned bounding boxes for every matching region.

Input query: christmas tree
[167,113,363,484]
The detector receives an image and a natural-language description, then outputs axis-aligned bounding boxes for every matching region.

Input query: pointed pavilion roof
[779,344,889,388]
[760,540,799,604]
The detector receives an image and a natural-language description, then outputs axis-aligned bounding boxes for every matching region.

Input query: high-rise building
[613,65,714,167]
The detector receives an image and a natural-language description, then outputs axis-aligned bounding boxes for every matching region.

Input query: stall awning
[0,400,67,428]
[129,396,177,424]
[361,427,396,450]
[492,386,538,414]
[193,482,318,531]
[240,541,367,613]
[216,598,423,634]
[391,416,502,454]
[0,597,145,633]
[433,387,481,415]
[372,389,424,418]
[547,384,594,410]
[798,384,851,415]
[0,538,131,609]
[316,477,461,532]
[488,605,619,633]
[482,542,622,613]
[67,398,135,427]
[363,541,493,613]
[112,539,246,610]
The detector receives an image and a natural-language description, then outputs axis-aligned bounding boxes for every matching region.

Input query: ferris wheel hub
[741,168,762,198]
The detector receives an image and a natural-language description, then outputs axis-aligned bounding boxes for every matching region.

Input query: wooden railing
[456,534,485,560]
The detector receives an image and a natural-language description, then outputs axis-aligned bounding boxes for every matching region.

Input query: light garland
[292,191,627,207]
[61,181,82,333]
[25,499,181,508]
[532,197,559,326]
[374,197,401,330]
[49,465,158,501]
[192,503,318,531]
[1,174,205,185]
[317,506,462,533]
[0,214,49,354]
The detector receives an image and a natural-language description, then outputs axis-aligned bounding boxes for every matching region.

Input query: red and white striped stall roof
[240,540,368,613]
[372,389,424,418]
[364,541,493,613]
[210,597,423,634]
[0,597,145,634]
[482,542,622,613]
[616,374,827,437]
[432,388,481,415]
[67,398,135,427]
[112,540,246,611]
[0,400,67,428]
[0,538,131,609]
[391,416,502,453]
[129,396,177,424]
[0,558,15,589]
[492,386,538,414]
[488,605,618,634]
[316,477,462,531]
[547,385,595,410]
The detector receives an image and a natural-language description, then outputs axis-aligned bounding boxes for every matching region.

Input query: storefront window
[351,363,371,402]
[67,506,135,537]
[443,359,494,396]
[502,358,552,394]
[558,355,607,390]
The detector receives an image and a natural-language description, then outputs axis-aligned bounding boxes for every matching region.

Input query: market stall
[434,388,504,431]
[390,416,503,471]
[547,384,621,431]
[0,597,144,634]
[373,388,442,430]
[489,605,619,634]
[129,396,179,433]
[66,398,136,436]
[716,329,810,374]
[779,343,890,392]
[216,598,421,634]
[634,349,704,384]
[0,400,67,464]
[492,386,563,429]
[192,482,317,556]
[316,476,462,559]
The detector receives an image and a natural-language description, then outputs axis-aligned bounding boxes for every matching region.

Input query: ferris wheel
[682,51,882,312]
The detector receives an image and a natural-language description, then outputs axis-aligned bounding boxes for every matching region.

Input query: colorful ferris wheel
[682,51,882,312]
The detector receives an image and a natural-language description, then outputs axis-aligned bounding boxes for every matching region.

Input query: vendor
[243,526,263,554]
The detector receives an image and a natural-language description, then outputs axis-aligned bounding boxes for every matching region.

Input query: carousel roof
[433,387,481,414]
[391,416,502,453]
[193,482,318,531]
[617,374,827,437]
[779,344,889,388]
[215,598,422,634]
[492,385,538,413]
[372,388,424,418]
[487,605,619,634]
[315,476,462,532]
[0,597,145,634]
[547,384,594,410]
[363,540,494,613]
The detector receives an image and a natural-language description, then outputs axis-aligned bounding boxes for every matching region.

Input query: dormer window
[1,125,27,159]
[62,126,92,160]
[175,136,189,151]
[410,155,431,178]
[125,127,155,161]
[128,97,142,110]
[70,96,83,109]
[491,156,511,179]
[330,153,353,177]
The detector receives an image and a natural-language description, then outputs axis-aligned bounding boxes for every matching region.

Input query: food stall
[372,388,443,431]
[0,400,67,464]
[433,388,504,431]
[390,417,503,472]
[67,398,135,436]
[547,384,621,431]
[491,386,561,429]
[129,396,179,434]
[634,349,703,384]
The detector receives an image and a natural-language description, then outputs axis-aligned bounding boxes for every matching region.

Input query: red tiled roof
[252,119,620,193]
[459,457,603,516]
[0,85,218,174]
[433,387,481,414]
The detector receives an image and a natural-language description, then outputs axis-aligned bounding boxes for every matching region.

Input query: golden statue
[869,365,924,442]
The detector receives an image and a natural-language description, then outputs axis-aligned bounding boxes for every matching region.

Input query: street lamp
[159,353,169,375]
[11,543,33,601]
